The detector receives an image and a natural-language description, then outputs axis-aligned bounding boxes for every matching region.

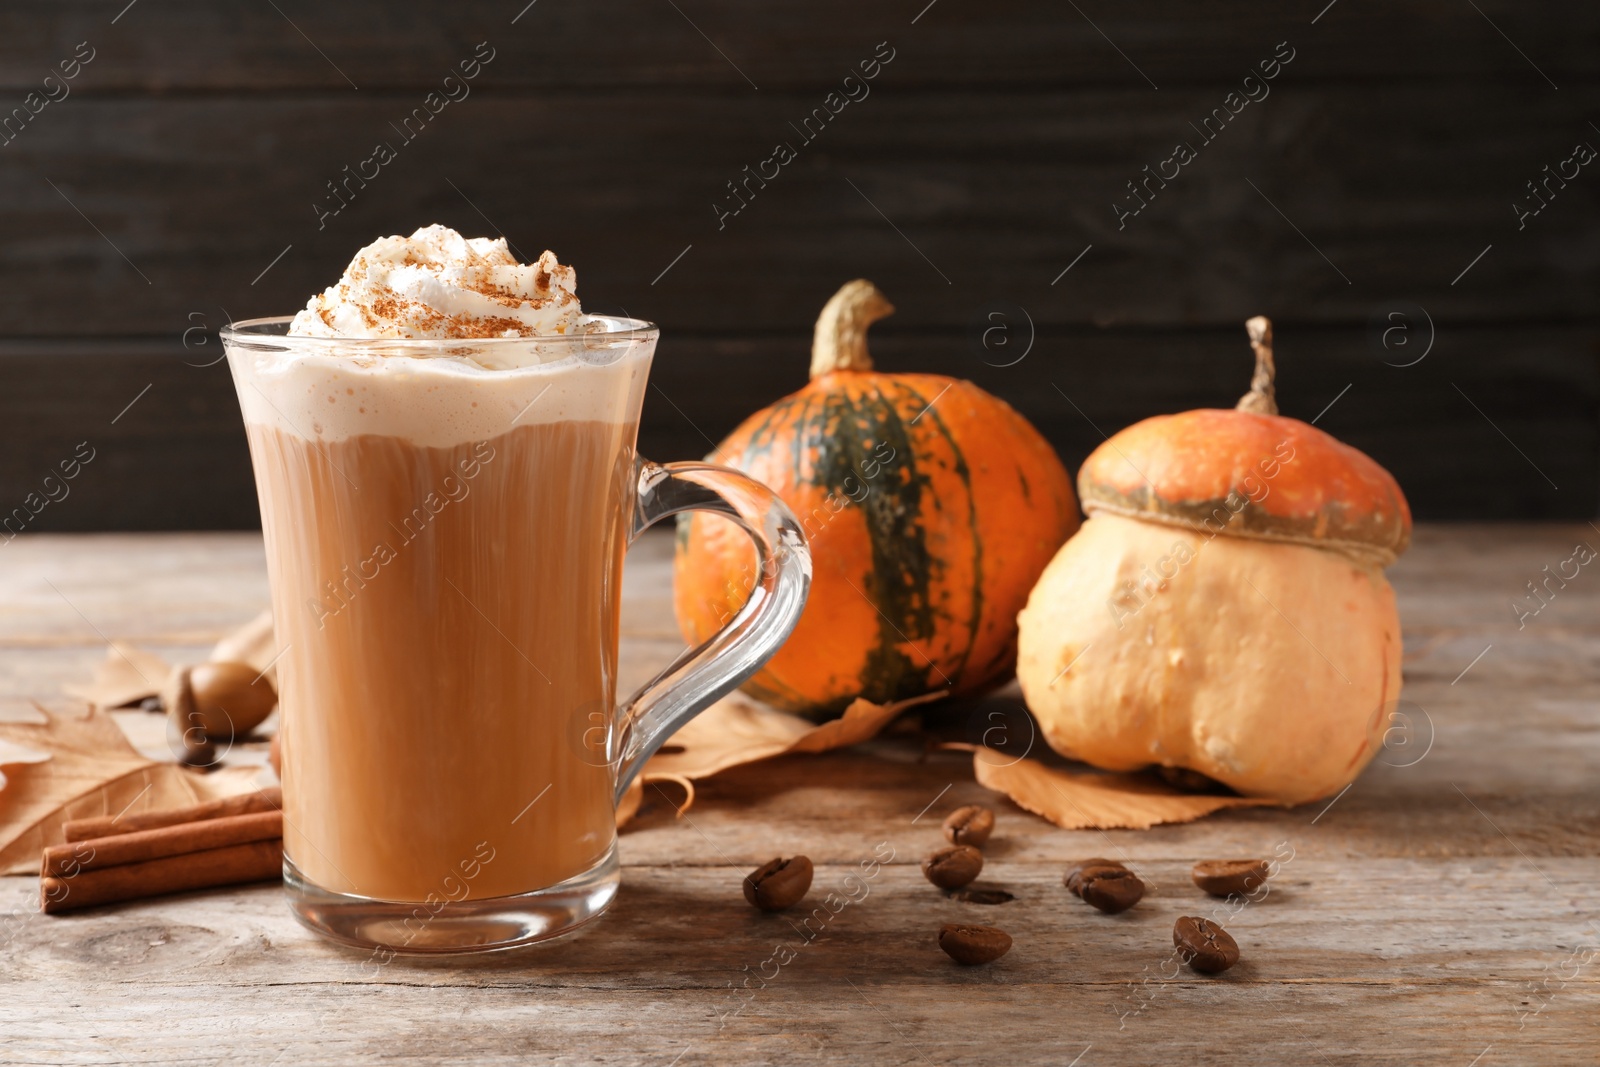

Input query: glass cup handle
[611,458,811,802]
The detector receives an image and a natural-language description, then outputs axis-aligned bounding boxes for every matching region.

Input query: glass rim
[219,313,659,351]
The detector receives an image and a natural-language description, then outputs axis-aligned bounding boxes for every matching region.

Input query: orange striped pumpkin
[673,280,1080,717]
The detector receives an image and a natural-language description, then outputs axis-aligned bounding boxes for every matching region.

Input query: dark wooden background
[1,1,1596,529]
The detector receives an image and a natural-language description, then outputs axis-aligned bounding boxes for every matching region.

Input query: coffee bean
[922,845,984,889]
[1191,858,1269,898]
[1173,916,1240,974]
[942,805,996,848]
[1079,867,1145,914]
[1064,858,1126,897]
[743,856,813,911]
[938,923,1012,965]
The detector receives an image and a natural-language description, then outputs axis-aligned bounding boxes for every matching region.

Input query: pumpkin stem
[1237,315,1278,416]
[811,279,895,379]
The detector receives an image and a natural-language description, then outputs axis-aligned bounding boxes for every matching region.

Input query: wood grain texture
[0,527,1597,1064]
[0,2,1595,529]
[1,324,1594,530]
[1,89,1595,334]
[3,1,1595,91]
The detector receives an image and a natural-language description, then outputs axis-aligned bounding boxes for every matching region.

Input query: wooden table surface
[3,525,1597,1066]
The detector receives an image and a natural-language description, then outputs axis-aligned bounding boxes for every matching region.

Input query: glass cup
[220,315,809,954]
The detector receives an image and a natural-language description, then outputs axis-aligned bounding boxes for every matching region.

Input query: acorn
[162,661,277,766]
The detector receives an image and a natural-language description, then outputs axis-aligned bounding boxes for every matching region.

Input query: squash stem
[811,279,895,378]
[1236,315,1279,416]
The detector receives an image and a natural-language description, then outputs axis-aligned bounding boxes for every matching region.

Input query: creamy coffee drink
[234,226,648,902]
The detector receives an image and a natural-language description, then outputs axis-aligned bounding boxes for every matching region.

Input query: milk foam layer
[235,227,653,448]
[233,340,651,447]
[289,225,583,340]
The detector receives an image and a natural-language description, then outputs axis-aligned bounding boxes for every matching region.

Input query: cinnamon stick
[40,838,282,914]
[62,786,281,842]
[43,810,282,878]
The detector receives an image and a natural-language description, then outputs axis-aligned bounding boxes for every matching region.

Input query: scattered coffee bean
[1173,916,1240,974]
[1079,866,1145,914]
[743,856,813,911]
[1064,858,1126,897]
[942,805,996,848]
[923,845,984,889]
[938,923,1012,965]
[951,886,1015,905]
[1191,858,1270,898]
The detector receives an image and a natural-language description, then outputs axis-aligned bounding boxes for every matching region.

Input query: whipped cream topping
[288,224,583,339]
[232,226,654,448]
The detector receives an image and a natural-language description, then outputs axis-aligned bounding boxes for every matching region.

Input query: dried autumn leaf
[614,778,644,828]
[60,643,171,711]
[210,609,281,685]
[646,689,943,780]
[61,611,280,712]
[963,746,1282,830]
[617,691,943,826]
[787,691,945,754]
[0,705,263,874]
[614,773,696,829]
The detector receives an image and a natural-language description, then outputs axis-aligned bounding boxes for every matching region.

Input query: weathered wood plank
[0,89,1594,336]
[1,528,1596,1064]
[0,530,671,643]
[4,523,1599,866]
[2,326,1594,530]
[2,2,1594,543]
[1,1,1592,91]
[2,860,1597,1066]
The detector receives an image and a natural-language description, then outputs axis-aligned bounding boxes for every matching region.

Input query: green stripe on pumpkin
[807,380,938,704]
[893,379,983,689]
